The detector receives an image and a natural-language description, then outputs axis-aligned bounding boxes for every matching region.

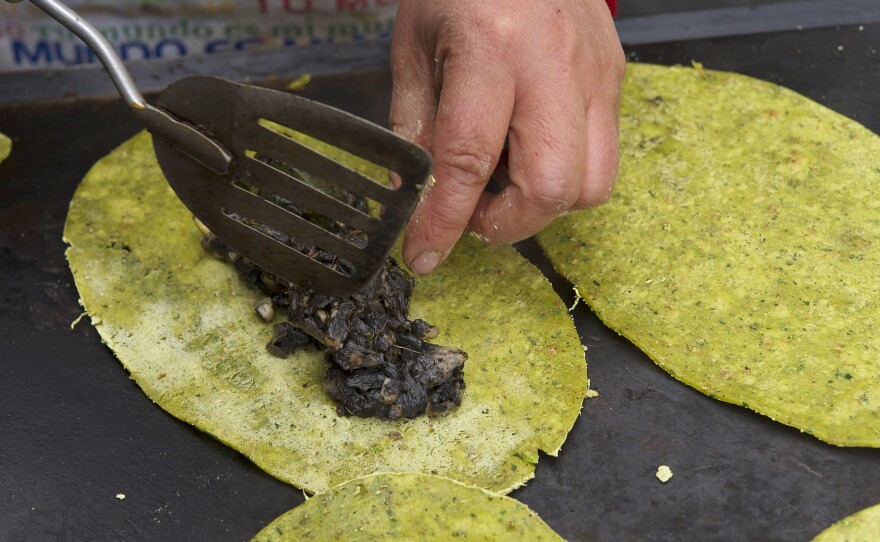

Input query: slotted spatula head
[151,76,432,296]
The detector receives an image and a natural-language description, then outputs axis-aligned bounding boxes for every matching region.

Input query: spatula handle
[9,0,146,109]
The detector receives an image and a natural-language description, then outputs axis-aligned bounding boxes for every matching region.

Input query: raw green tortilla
[0,132,11,163]
[63,131,587,493]
[252,472,564,541]
[813,504,880,542]
[537,62,880,447]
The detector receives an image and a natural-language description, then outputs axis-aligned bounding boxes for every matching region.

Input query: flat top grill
[0,23,878,542]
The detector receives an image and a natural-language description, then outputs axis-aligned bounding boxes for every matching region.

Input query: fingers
[402,49,515,274]
[576,3,626,208]
[467,81,587,244]
[468,97,621,243]
[575,84,622,208]
[468,60,624,243]
[392,0,625,267]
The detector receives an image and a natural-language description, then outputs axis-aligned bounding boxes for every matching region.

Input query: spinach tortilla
[0,132,11,163]
[538,62,880,446]
[813,503,880,542]
[63,131,588,494]
[251,472,564,541]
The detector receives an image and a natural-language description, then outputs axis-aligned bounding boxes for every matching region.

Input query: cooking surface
[1,25,879,541]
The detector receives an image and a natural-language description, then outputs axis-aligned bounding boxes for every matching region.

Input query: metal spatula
[15,0,432,296]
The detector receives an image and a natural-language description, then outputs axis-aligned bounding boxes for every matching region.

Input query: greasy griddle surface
[1,26,878,541]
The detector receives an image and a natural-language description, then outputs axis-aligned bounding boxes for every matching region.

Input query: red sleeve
[606,0,617,17]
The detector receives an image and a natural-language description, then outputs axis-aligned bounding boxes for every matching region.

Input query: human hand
[390,0,626,274]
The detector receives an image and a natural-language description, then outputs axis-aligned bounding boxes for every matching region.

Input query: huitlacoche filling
[198,197,467,420]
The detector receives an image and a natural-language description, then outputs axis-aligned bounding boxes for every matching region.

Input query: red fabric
[606,0,617,17]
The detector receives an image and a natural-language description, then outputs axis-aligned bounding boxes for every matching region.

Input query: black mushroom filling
[199,214,467,420]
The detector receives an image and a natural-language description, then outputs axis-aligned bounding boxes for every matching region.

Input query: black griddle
[1,24,879,542]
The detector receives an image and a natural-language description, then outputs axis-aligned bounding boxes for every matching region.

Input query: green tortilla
[63,131,588,493]
[813,504,880,542]
[0,132,11,163]
[537,62,880,447]
[252,472,564,541]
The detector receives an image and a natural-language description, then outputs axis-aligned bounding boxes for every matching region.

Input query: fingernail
[410,250,442,275]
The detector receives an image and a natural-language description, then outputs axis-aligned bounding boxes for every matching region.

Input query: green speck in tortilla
[812,503,880,542]
[63,131,588,493]
[251,472,565,541]
[537,62,880,447]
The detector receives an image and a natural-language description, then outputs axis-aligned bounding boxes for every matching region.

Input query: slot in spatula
[14,0,432,296]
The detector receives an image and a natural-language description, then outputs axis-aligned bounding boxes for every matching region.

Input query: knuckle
[436,145,494,188]
[522,176,579,212]
[550,21,581,65]
[423,203,465,238]
[590,40,626,83]
[438,9,519,58]
[577,165,619,208]
[473,11,519,53]
[576,183,614,207]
